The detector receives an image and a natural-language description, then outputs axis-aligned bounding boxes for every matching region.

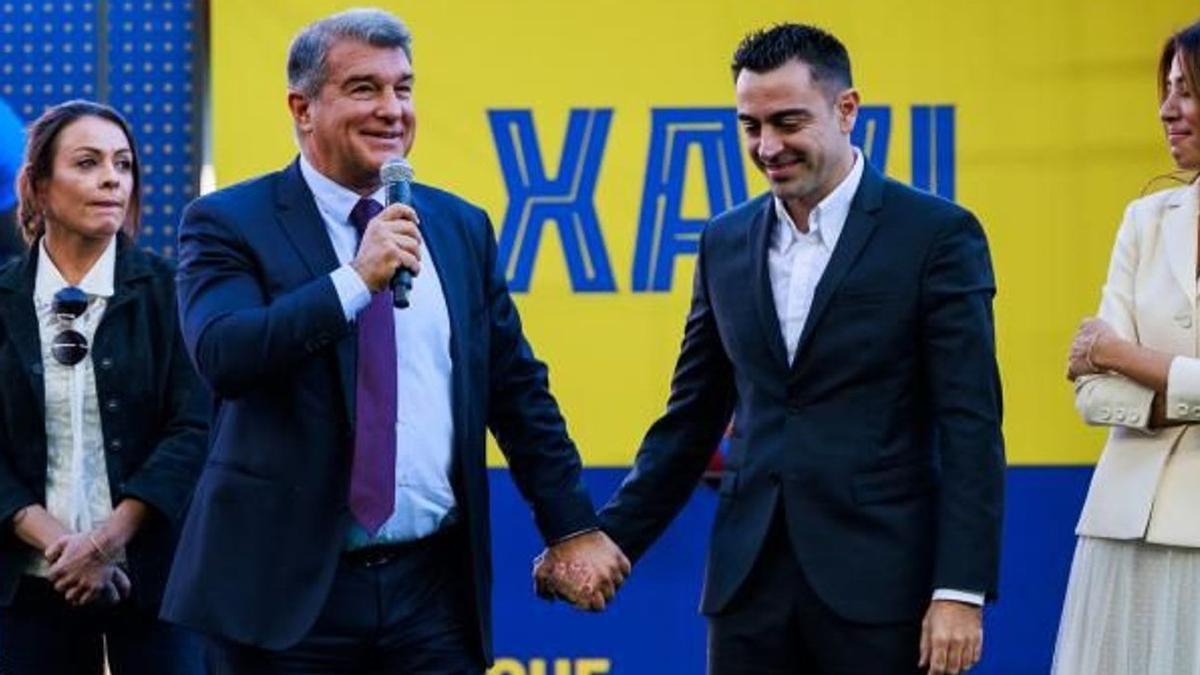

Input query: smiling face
[39,115,134,243]
[1161,52,1200,171]
[289,38,416,193]
[735,58,858,212]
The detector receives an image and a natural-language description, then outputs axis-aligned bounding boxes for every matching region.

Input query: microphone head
[380,156,414,184]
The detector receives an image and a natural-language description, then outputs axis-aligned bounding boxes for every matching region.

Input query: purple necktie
[348,198,396,533]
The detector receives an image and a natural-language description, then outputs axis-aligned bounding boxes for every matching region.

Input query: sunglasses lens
[52,287,88,320]
[51,329,88,366]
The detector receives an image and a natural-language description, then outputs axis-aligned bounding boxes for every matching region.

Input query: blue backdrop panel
[108,0,198,257]
[489,466,1092,674]
[0,0,199,257]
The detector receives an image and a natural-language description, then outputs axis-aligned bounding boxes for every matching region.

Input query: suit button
[1097,407,1111,420]
[787,403,802,415]
[1177,314,1193,329]
[1192,406,1200,417]
[29,363,42,376]
[108,438,122,452]
[1115,410,1126,422]
[98,357,114,370]
[105,399,119,412]
[1129,412,1141,424]
[1179,403,1190,416]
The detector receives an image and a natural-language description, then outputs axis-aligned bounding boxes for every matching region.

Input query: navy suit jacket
[161,160,597,659]
[599,163,1005,624]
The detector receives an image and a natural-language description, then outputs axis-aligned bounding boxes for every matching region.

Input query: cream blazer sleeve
[1074,184,1200,545]
[1073,202,1156,430]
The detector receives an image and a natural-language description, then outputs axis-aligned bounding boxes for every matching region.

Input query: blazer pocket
[833,288,903,307]
[852,462,935,505]
[204,459,278,485]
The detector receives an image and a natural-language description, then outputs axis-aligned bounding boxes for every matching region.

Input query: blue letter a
[632,108,748,292]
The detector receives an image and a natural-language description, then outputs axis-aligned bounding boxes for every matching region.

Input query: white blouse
[26,238,117,577]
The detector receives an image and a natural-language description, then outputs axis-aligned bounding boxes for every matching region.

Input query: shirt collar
[299,154,386,228]
[34,235,117,303]
[773,147,864,251]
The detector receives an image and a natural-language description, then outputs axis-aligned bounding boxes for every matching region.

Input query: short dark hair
[731,23,852,98]
[1159,19,1200,107]
[17,99,141,245]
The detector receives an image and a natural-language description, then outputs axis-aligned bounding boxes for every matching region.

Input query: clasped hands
[44,531,131,607]
[532,531,630,611]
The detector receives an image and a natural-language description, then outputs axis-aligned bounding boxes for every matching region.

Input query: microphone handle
[391,268,413,309]
[386,179,414,309]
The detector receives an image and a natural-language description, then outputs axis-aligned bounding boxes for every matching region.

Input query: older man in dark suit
[161,9,627,674]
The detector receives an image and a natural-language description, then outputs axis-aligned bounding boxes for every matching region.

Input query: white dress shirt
[28,237,118,576]
[299,156,457,547]
[766,149,983,607]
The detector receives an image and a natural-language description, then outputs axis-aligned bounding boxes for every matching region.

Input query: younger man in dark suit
[539,24,1004,675]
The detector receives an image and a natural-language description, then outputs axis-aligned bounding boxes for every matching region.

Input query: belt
[342,526,458,568]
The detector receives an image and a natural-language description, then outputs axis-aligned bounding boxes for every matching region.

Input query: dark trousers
[0,575,204,675]
[707,510,923,675]
[206,528,484,674]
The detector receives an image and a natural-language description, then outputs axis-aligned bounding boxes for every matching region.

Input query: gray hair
[287,8,413,98]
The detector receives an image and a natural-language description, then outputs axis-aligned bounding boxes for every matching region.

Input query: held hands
[919,600,983,675]
[351,203,423,292]
[1067,317,1117,381]
[45,532,131,606]
[532,531,631,611]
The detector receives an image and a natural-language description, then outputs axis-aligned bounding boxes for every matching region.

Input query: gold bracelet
[1085,333,1101,372]
[87,532,112,563]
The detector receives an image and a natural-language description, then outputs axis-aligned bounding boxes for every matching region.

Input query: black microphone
[381,157,415,309]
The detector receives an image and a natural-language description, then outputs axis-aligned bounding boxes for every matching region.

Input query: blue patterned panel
[0,1,99,121]
[108,0,198,256]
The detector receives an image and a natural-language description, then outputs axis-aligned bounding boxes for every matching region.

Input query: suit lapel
[789,163,885,378]
[0,251,45,421]
[410,186,473,488]
[749,198,790,371]
[412,186,468,417]
[1162,184,1199,305]
[274,159,356,424]
[102,236,152,320]
[274,159,342,278]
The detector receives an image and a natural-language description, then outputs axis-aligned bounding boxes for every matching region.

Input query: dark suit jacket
[160,160,597,659]
[0,236,208,611]
[600,163,1005,624]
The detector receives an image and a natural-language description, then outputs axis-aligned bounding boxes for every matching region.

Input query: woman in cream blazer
[1052,19,1200,675]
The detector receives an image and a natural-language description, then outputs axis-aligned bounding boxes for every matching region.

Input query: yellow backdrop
[211,0,1198,465]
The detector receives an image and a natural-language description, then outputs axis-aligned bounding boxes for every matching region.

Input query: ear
[19,168,41,211]
[287,90,315,134]
[836,88,861,135]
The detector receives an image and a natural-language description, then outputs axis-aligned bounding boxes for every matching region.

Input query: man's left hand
[918,600,982,674]
[532,531,630,611]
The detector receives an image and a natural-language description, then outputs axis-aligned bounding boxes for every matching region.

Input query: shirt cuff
[330,264,372,322]
[549,527,599,546]
[932,588,985,606]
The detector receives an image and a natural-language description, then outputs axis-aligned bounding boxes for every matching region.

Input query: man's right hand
[351,203,423,292]
[532,531,630,611]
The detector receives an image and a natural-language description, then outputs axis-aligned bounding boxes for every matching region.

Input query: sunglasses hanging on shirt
[51,286,89,366]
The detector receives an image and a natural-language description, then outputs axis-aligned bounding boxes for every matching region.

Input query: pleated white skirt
[1052,536,1200,674]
